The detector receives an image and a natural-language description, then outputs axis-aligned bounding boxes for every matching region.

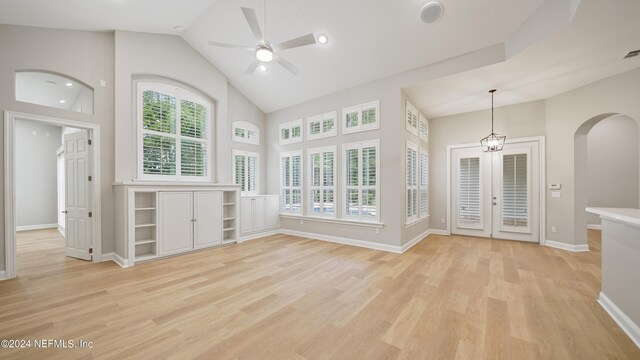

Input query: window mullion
[175,96,182,179]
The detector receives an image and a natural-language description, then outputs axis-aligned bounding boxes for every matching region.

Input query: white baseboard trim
[240,229,281,242]
[587,224,602,230]
[101,252,129,268]
[16,223,58,232]
[598,292,640,348]
[428,229,450,236]
[280,229,403,253]
[544,239,590,252]
[401,229,431,253]
[0,270,6,281]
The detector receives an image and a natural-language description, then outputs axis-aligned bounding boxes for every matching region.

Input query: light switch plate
[549,183,561,190]
[552,191,561,198]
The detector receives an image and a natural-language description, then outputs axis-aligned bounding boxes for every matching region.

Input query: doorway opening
[4,111,102,280]
[446,136,545,243]
[574,113,639,247]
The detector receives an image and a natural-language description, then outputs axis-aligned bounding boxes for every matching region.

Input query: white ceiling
[0,0,216,34]
[1,0,637,117]
[15,71,90,112]
[406,0,640,118]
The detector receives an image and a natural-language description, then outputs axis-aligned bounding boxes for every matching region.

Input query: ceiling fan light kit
[208,0,318,75]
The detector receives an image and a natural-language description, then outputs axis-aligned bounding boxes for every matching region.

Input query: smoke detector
[420,2,444,24]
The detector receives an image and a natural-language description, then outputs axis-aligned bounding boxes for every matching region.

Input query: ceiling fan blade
[245,60,260,75]
[208,41,253,51]
[241,7,264,42]
[275,56,300,75]
[274,33,316,51]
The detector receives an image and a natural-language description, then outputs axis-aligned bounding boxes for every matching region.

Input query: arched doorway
[574,113,640,247]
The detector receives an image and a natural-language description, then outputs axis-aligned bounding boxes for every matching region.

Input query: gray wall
[586,115,639,225]
[0,25,116,270]
[266,78,404,247]
[15,120,62,228]
[428,100,546,231]
[227,84,267,194]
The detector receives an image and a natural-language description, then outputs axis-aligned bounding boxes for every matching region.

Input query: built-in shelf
[135,239,156,245]
[135,223,156,228]
[135,207,156,211]
[223,217,235,221]
[223,202,235,206]
[135,253,157,262]
[223,227,235,232]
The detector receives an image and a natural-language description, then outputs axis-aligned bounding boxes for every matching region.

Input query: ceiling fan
[208,1,317,75]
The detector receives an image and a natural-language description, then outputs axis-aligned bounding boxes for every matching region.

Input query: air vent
[624,50,640,59]
[420,2,444,24]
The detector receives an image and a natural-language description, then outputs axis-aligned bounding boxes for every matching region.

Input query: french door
[451,140,540,242]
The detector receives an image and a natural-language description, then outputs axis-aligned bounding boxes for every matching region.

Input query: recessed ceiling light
[258,64,268,72]
[317,34,329,45]
[59,100,66,104]
[420,1,444,24]
[66,82,73,87]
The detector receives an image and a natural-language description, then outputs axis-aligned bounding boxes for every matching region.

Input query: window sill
[404,215,430,228]
[113,180,239,187]
[280,214,384,229]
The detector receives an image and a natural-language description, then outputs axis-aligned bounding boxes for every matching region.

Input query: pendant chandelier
[480,89,506,152]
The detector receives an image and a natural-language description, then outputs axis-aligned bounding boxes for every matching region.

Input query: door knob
[492,202,497,205]
[62,210,68,214]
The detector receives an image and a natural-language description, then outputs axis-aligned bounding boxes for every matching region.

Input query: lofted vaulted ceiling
[1,0,638,117]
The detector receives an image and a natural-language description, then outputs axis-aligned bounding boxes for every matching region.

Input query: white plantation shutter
[343,101,379,134]
[280,151,302,213]
[419,148,429,216]
[502,153,529,229]
[308,147,336,217]
[406,101,419,135]
[138,83,212,180]
[307,112,337,140]
[419,114,429,142]
[232,121,259,145]
[458,157,481,226]
[406,142,418,222]
[343,140,379,221]
[233,151,259,195]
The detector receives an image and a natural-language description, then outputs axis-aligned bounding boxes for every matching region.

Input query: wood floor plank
[0,229,638,359]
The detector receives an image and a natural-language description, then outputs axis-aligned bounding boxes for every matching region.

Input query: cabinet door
[254,197,266,231]
[241,197,255,235]
[194,191,222,249]
[159,192,193,256]
[265,196,280,229]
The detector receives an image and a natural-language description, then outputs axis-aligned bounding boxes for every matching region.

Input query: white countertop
[586,207,640,227]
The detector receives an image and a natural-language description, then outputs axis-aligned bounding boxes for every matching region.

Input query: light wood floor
[1,229,638,359]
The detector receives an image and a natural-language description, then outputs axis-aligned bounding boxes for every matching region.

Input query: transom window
[342,100,379,134]
[137,82,212,181]
[307,111,337,140]
[343,140,379,222]
[232,121,259,145]
[406,101,419,136]
[279,119,303,145]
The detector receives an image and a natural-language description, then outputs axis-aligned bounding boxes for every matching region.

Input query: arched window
[137,82,213,181]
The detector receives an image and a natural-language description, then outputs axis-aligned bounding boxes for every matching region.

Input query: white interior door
[57,147,65,236]
[194,191,222,248]
[64,130,92,260]
[451,140,540,243]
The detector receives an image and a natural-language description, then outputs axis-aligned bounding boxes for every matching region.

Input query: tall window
[406,141,418,223]
[137,82,212,181]
[458,156,481,226]
[419,147,429,217]
[280,151,303,214]
[343,140,379,222]
[233,150,259,195]
[308,146,336,217]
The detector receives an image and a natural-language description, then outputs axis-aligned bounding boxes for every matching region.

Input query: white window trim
[232,121,260,145]
[280,150,303,214]
[279,119,303,145]
[307,145,337,218]
[307,111,337,141]
[406,100,419,136]
[406,141,419,224]
[419,146,429,219]
[342,139,380,222]
[136,82,213,182]
[232,150,260,195]
[419,114,429,143]
[342,100,380,135]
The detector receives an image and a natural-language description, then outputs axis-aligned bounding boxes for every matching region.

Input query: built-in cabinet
[115,183,240,266]
[241,195,279,236]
